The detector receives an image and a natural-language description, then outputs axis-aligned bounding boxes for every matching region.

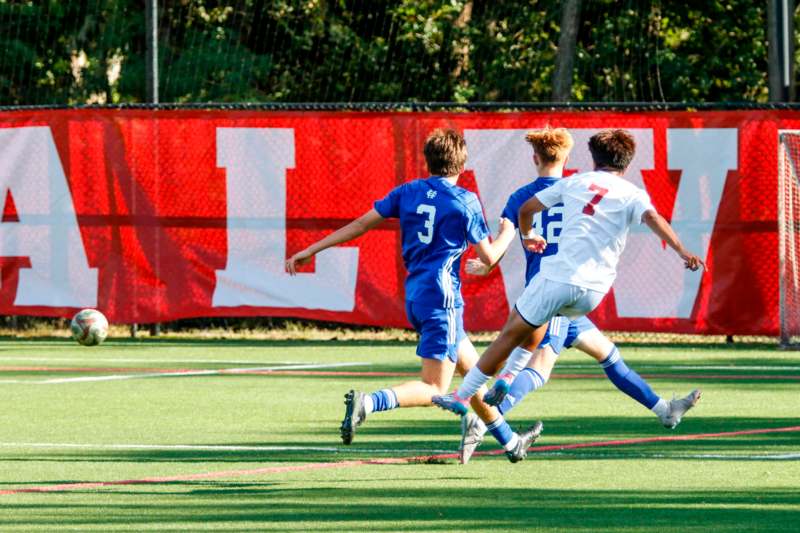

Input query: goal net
[778,132,800,348]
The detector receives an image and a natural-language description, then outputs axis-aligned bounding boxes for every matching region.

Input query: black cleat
[340,390,367,445]
[505,421,544,463]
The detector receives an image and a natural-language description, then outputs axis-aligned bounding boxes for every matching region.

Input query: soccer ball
[70,309,109,346]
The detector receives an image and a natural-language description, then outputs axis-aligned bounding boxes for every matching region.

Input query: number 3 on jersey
[583,183,609,216]
[417,204,436,244]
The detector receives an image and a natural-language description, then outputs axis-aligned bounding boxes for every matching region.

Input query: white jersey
[534,170,655,293]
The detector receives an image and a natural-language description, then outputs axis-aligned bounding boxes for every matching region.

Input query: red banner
[0,109,792,335]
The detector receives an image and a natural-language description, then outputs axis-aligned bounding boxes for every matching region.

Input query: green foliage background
[0,0,779,105]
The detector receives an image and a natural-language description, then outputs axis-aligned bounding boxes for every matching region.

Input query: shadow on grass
[0,485,797,531]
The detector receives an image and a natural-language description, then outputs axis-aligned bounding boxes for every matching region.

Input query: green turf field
[0,337,798,531]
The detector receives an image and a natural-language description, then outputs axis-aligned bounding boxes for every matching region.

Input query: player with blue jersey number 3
[286,129,543,463]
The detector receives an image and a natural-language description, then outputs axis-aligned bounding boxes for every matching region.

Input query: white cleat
[659,389,702,429]
[459,413,487,465]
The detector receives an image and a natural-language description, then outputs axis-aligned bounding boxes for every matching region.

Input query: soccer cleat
[459,413,487,465]
[505,421,544,463]
[483,378,511,407]
[432,392,469,416]
[340,390,367,445]
[659,389,702,429]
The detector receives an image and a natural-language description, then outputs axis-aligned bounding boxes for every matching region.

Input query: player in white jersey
[433,129,705,457]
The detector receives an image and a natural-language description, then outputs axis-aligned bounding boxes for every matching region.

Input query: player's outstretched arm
[286,208,384,275]
[642,210,706,271]
[517,196,548,254]
[467,218,518,275]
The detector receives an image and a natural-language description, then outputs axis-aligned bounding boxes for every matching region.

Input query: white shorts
[514,274,605,327]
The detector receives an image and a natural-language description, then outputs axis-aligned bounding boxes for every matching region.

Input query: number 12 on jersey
[531,206,563,244]
[416,204,436,244]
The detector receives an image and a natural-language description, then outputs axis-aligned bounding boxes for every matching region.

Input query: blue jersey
[501,177,564,284]
[374,177,489,308]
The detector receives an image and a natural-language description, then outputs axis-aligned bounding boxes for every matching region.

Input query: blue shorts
[539,315,597,355]
[405,301,466,363]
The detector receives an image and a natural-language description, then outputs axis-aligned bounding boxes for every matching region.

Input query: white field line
[0,356,311,365]
[0,362,370,385]
[3,356,798,372]
[0,355,798,373]
[0,442,452,454]
[0,442,797,460]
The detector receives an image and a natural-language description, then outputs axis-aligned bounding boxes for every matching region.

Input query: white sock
[457,367,491,399]
[651,398,669,418]
[363,394,374,414]
[503,434,520,451]
[499,347,533,380]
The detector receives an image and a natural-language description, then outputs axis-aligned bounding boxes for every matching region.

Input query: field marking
[0,442,452,454]
[556,373,800,381]
[2,441,796,461]
[1,357,798,373]
[0,356,312,365]
[0,362,376,384]
[536,451,800,460]
[39,362,371,384]
[556,364,800,372]
[2,425,798,496]
[2,364,799,384]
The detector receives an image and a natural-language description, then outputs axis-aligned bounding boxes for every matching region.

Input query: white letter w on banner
[212,128,359,311]
[466,128,735,319]
[614,128,736,318]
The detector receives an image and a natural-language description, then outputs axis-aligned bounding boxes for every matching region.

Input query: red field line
[2,425,798,496]
[1,366,799,380]
[243,370,418,377]
[559,373,800,381]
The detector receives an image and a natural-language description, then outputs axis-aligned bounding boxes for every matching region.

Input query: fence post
[768,0,795,102]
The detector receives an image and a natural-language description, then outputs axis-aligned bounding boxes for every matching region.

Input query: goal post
[778,132,800,348]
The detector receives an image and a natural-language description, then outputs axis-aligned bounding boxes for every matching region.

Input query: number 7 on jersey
[583,183,609,216]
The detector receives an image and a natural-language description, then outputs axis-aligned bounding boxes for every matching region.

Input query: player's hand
[680,251,706,272]
[465,258,491,276]
[286,250,314,275]
[522,234,547,254]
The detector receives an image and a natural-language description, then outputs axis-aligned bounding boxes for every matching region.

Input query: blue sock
[368,389,399,413]
[486,416,515,448]
[599,346,660,409]
[498,368,546,415]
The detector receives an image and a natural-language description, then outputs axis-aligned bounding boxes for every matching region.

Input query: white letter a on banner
[0,127,97,307]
